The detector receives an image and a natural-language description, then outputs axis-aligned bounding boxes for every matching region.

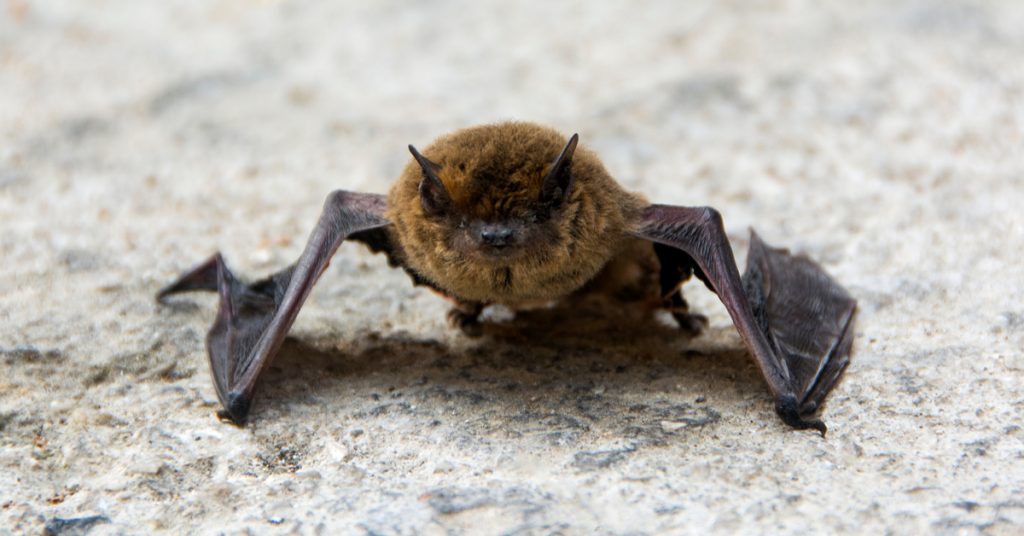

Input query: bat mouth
[474,244,525,262]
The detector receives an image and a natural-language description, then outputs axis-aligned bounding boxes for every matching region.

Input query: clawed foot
[670,311,708,336]
[662,290,707,336]
[447,304,484,337]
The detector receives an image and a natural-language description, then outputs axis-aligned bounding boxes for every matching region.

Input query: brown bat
[157,122,856,434]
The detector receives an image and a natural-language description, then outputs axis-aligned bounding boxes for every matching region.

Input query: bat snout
[478,224,516,249]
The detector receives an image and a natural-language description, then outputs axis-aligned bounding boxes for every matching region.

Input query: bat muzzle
[479,224,516,248]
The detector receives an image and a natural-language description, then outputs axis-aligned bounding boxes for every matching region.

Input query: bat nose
[479,225,515,248]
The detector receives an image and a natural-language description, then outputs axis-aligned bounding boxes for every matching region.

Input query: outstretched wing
[629,204,856,434]
[157,191,390,424]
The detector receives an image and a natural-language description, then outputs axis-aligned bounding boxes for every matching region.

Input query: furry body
[386,122,651,308]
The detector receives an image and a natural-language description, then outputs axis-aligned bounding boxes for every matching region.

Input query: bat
[157,122,856,434]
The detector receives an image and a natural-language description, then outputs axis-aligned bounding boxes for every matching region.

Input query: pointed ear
[409,144,451,216]
[539,133,578,207]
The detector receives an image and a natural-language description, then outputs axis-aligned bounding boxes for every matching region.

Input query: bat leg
[653,242,707,336]
[447,301,484,337]
[156,191,390,424]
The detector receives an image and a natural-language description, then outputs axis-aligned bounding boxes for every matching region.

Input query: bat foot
[447,309,483,337]
[775,395,827,436]
[447,303,484,337]
[671,312,708,336]
[659,286,706,337]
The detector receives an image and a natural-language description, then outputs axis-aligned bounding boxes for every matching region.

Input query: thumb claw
[775,395,828,436]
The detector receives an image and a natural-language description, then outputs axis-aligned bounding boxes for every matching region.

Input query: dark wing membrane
[742,231,856,415]
[630,204,856,433]
[157,191,389,424]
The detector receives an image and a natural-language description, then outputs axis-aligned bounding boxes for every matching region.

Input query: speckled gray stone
[2,1,1023,534]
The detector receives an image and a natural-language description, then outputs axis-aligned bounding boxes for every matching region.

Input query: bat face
[410,141,564,266]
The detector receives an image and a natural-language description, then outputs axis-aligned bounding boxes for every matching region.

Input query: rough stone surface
[2,1,1023,534]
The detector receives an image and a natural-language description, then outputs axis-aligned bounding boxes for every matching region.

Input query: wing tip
[155,252,225,303]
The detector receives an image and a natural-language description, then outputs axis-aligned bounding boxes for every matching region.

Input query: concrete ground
[2,1,1023,534]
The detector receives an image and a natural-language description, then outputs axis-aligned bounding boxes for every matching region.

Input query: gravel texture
[2,1,1023,534]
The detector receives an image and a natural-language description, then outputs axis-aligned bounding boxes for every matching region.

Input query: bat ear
[409,144,451,216]
[539,133,578,208]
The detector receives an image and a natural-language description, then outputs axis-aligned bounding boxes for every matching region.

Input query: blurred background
[2,1,1023,534]
[3,1,1021,275]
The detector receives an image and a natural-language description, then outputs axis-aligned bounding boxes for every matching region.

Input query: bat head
[404,125,579,265]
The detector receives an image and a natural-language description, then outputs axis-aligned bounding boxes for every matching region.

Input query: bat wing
[743,230,856,419]
[157,191,390,424]
[629,205,856,433]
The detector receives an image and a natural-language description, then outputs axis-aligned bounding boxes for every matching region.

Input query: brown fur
[386,122,650,307]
